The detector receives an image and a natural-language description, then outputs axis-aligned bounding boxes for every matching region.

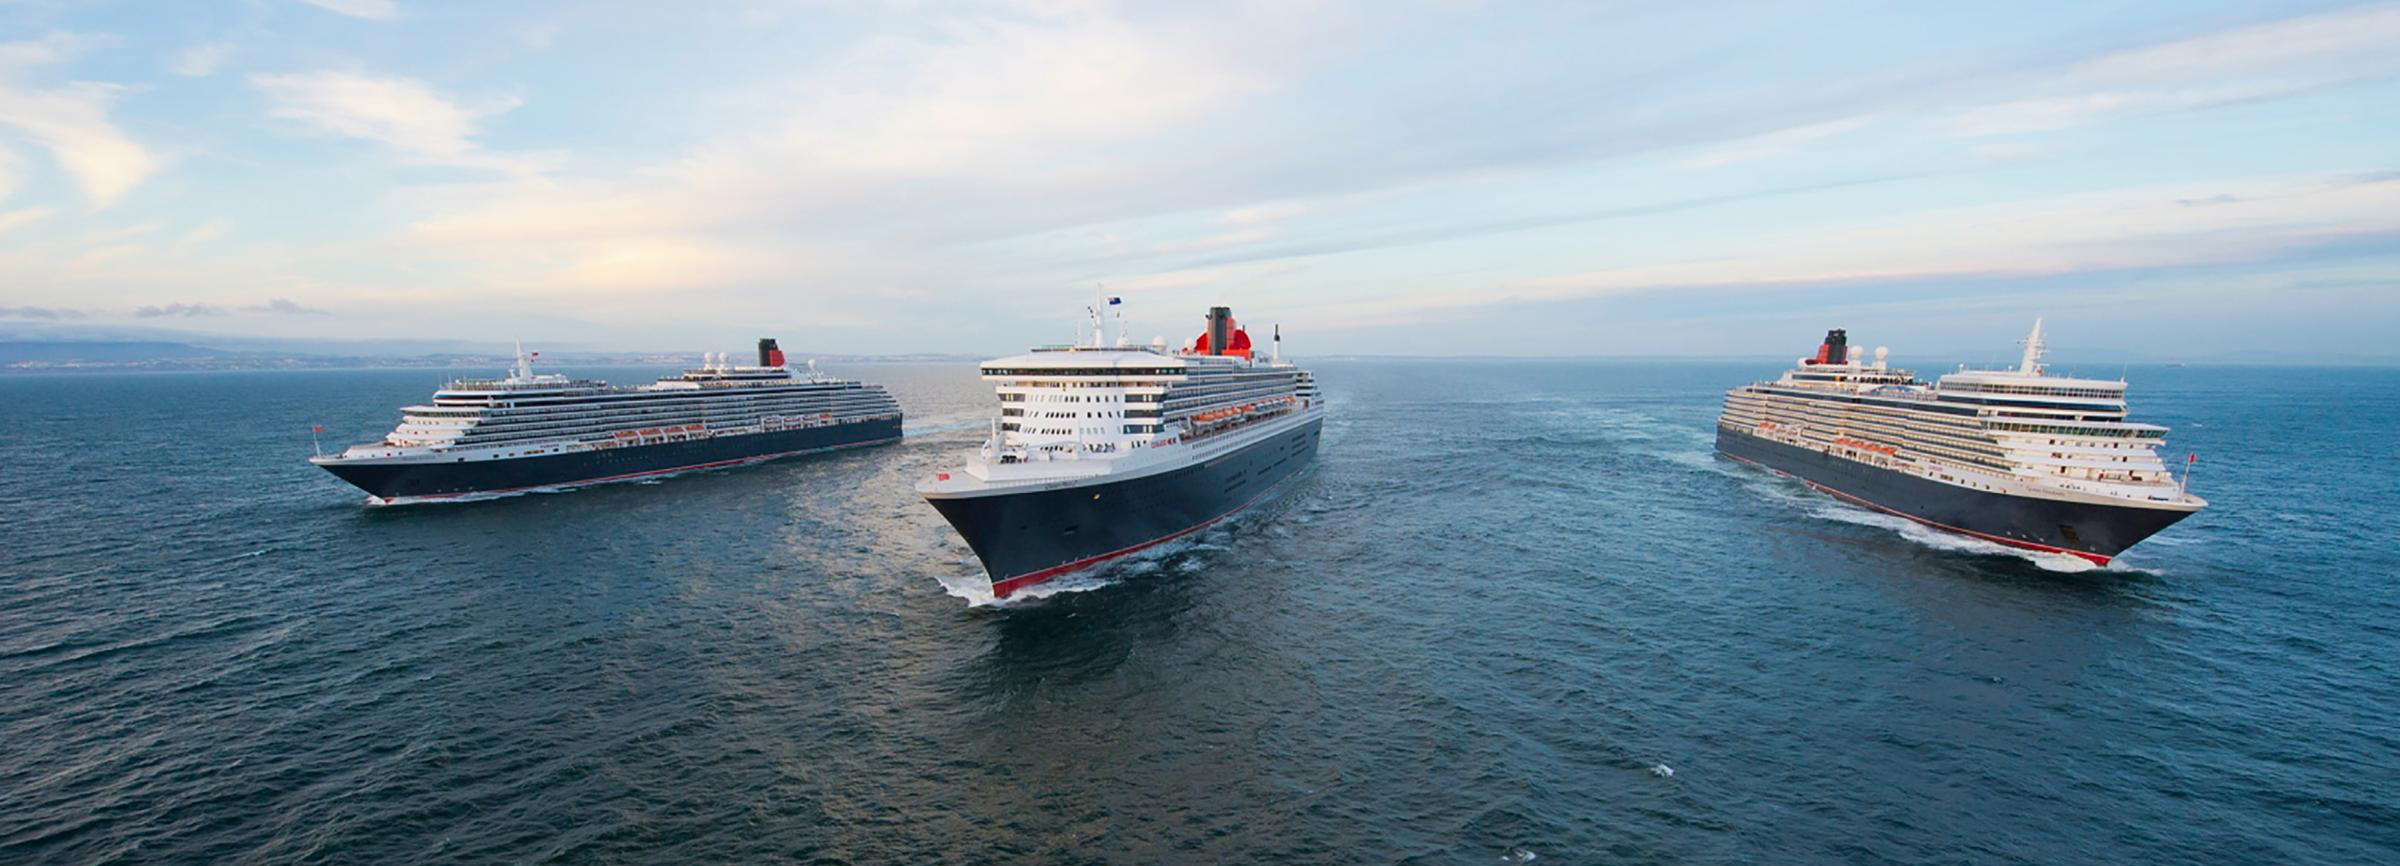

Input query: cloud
[1678,115,1876,168]
[0,305,83,319]
[400,3,1327,300]
[1947,87,2273,136]
[134,302,229,318]
[1948,4,2400,137]
[251,70,531,171]
[2071,4,2400,83]
[1221,201,1314,226]
[300,0,399,21]
[0,33,162,206]
[245,297,328,314]
[1294,171,2400,328]
[170,42,236,78]
[0,207,48,233]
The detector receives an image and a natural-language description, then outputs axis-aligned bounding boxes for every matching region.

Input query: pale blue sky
[2,0,2396,359]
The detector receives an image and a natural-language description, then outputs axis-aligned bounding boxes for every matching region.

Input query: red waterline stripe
[987,472,1299,598]
[1723,449,2112,566]
[369,437,898,506]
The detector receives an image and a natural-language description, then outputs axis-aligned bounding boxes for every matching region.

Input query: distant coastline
[0,340,982,373]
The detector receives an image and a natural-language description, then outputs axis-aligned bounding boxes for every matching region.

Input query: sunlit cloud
[0,32,160,206]
[169,42,235,78]
[299,0,399,22]
[251,70,538,173]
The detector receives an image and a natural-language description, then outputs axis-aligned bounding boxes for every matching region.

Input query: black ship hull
[317,417,902,504]
[1716,426,2193,564]
[925,417,1322,597]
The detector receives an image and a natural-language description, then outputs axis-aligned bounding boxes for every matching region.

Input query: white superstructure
[1717,320,2206,508]
[317,342,900,467]
[921,306,1324,496]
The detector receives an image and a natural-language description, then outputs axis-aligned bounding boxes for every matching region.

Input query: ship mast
[2017,318,2046,376]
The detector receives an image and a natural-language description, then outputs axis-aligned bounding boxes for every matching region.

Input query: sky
[1,0,2397,360]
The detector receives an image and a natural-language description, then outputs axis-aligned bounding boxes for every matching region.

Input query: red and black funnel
[1809,329,1848,365]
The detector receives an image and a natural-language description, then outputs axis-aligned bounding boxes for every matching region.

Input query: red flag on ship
[2187,453,2197,464]
[312,425,324,433]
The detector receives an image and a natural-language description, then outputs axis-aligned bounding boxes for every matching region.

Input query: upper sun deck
[433,376,610,401]
[1935,369,2125,398]
[980,347,1191,377]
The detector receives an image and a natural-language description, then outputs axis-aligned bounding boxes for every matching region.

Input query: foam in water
[1733,460,2128,574]
[1806,503,2103,573]
[935,527,1238,608]
[1664,447,1752,478]
[362,483,574,507]
[938,567,1125,607]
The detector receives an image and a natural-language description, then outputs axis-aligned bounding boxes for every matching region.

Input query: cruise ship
[312,340,901,504]
[918,304,1325,597]
[1716,320,2205,565]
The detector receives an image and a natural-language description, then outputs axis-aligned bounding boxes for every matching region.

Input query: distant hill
[2,340,241,363]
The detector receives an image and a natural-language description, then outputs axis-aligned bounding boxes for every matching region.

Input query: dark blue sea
[2,360,2394,865]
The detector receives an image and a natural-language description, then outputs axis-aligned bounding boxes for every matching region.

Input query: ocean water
[1,360,2394,865]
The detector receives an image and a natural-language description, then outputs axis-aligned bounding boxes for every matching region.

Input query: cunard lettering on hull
[1716,320,2205,564]
[918,302,1325,598]
[310,339,902,505]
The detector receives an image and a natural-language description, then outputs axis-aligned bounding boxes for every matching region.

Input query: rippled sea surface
[2,360,2395,865]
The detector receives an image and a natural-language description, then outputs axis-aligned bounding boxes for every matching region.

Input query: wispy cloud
[1948,4,2400,137]
[251,70,534,172]
[1679,115,1876,168]
[245,298,328,314]
[169,42,235,78]
[300,0,399,22]
[2071,3,2400,82]
[1295,171,2400,329]
[0,305,83,319]
[0,32,161,206]
[134,302,229,318]
[401,2,1332,306]
[0,207,48,233]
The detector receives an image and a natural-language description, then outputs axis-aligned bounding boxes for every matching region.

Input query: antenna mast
[2018,318,2046,376]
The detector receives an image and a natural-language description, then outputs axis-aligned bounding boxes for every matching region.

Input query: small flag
[1107,296,1121,305]
[530,351,539,358]
[312,425,324,433]
[2187,453,2197,464]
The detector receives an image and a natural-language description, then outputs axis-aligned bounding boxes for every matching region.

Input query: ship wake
[1805,503,2108,573]
[937,528,1234,608]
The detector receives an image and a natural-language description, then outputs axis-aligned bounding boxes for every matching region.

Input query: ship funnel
[758,338,786,368]
[1811,328,1849,365]
[1207,306,1233,356]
